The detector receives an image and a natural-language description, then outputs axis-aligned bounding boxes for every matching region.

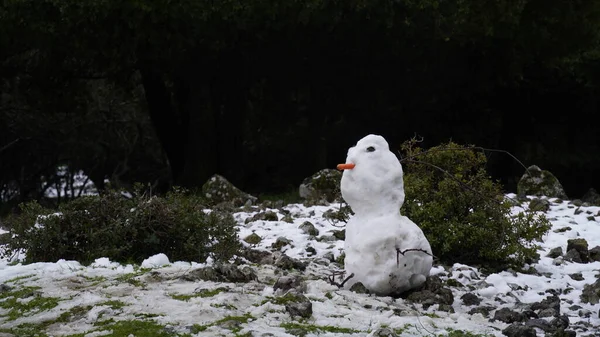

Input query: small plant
[2,187,241,264]
[400,140,551,268]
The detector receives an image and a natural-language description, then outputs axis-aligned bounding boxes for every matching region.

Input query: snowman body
[340,134,433,295]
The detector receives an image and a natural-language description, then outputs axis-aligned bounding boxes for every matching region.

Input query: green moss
[190,324,209,333]
[0,286,61,321]
[98,300,128,310]
[170,287,229,301]
[115,272,145,287]
[93,319,180,336]
[0,322,49,337]
[55,305,92,323]
[442,329,495,337]
[280,322,360,334]
[4,274,36,284]
[211,303,237,310]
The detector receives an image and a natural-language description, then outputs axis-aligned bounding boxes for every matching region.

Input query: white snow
[0,193,599,335]
[141,253,171,268]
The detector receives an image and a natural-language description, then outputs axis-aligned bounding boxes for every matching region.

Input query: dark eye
[366,146,375,152]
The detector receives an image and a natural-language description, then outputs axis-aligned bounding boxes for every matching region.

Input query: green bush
[1,187,241,264]
[400,140,551,269]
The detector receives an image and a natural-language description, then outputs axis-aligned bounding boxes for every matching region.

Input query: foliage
[400,140,551,268]
[1,0,600,205]
[1,187,241,264]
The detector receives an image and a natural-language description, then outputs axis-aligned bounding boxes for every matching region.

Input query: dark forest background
[2,0,600,213]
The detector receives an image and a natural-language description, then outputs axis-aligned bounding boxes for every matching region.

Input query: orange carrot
[337,163,356,170]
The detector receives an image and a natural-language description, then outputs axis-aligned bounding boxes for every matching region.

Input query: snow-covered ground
[1,195,599,336]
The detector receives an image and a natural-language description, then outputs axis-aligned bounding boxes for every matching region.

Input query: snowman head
[338,134,405,216]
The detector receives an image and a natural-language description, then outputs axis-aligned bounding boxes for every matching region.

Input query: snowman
[336,134,433,296]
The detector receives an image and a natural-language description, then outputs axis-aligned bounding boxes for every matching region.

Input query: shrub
[1,187,241,264]
[400,139,551,268]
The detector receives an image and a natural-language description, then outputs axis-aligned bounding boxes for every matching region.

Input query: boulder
[298,169,342,204]
[582,188,600,206]
[202,174,257,207]
[517,165,567,199]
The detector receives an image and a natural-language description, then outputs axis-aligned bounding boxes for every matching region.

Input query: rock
[323,251,335,262]
[531,295,560,316]
[580,278,600,304]
[181,263,257,283]
[493,308,527,323]
[0,284,12,293]
[550,314,570,331]
[525,318,552,332]
[349,282,370,294]
[567,238,589,262]
[298,221,319,236]
[569,273,584,281]
[298,169,342,204]
[582,188,600,206]
[574,207,584,215]
[538,308,558,317]
[460,293,482,306]
[244,233,262,245]
[282,290,313,319]
[547,247,563,258]
[548,330,577,337]
[305,246,316,256]
[589,246,600,262]
[553,227,571,233]
[273,252,307,271]
[529,198,550,212]
[202,174,257,207]
[273,275,304,293]
[271,237,292,250]
[370,327,398,337]
[517,165,567,199]
[240,247,272,264]
[502,323,537,337]
[468,306,496,317]
[564,249,582,263]
[246,211,279,223]
[331,229,346,240]
[405,276,453,310]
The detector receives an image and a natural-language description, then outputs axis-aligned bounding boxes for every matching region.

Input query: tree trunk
[139,66,187,185]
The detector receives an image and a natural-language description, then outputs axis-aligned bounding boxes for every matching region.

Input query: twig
[327,270,355,288]
[396,248,436,266]
[0,138,21,154]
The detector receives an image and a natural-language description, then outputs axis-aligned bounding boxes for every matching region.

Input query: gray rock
[298,169,342,204]
[241,247,272,264]
[493,308,527,323]
[273,275,304,293]
[243,233,262,245]
[246,211,279,223]
[529,198,551,212]
[517,165,567,199]
[547,247,563,258]
[405,276,453,309]
[273,252,307,271]
[468,306,496,317]
[567,238,589,263]
[564,249,582,263]
[271,237,292,250]
[538,308,558,317]
[589,246,600,262]
[550,314,569,331]
[531,295,560,315]
[0,284,12,293]
[323,251,335,262]
[283,291,313,319]
[202,174,257,206]
[569,273,584,281]
[525,318,552,332]
[460,293,482,306]
[582,188,600,206]
[349,282,370,294]
[181,263,257,283]
[580,278,600,304]
[371,327,398,337]
[331,229,346,240]
[298,221,319,236]
[305,246,317,256]
[502,323,536,337]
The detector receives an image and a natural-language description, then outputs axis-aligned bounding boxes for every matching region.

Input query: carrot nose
[337,163,356,170]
